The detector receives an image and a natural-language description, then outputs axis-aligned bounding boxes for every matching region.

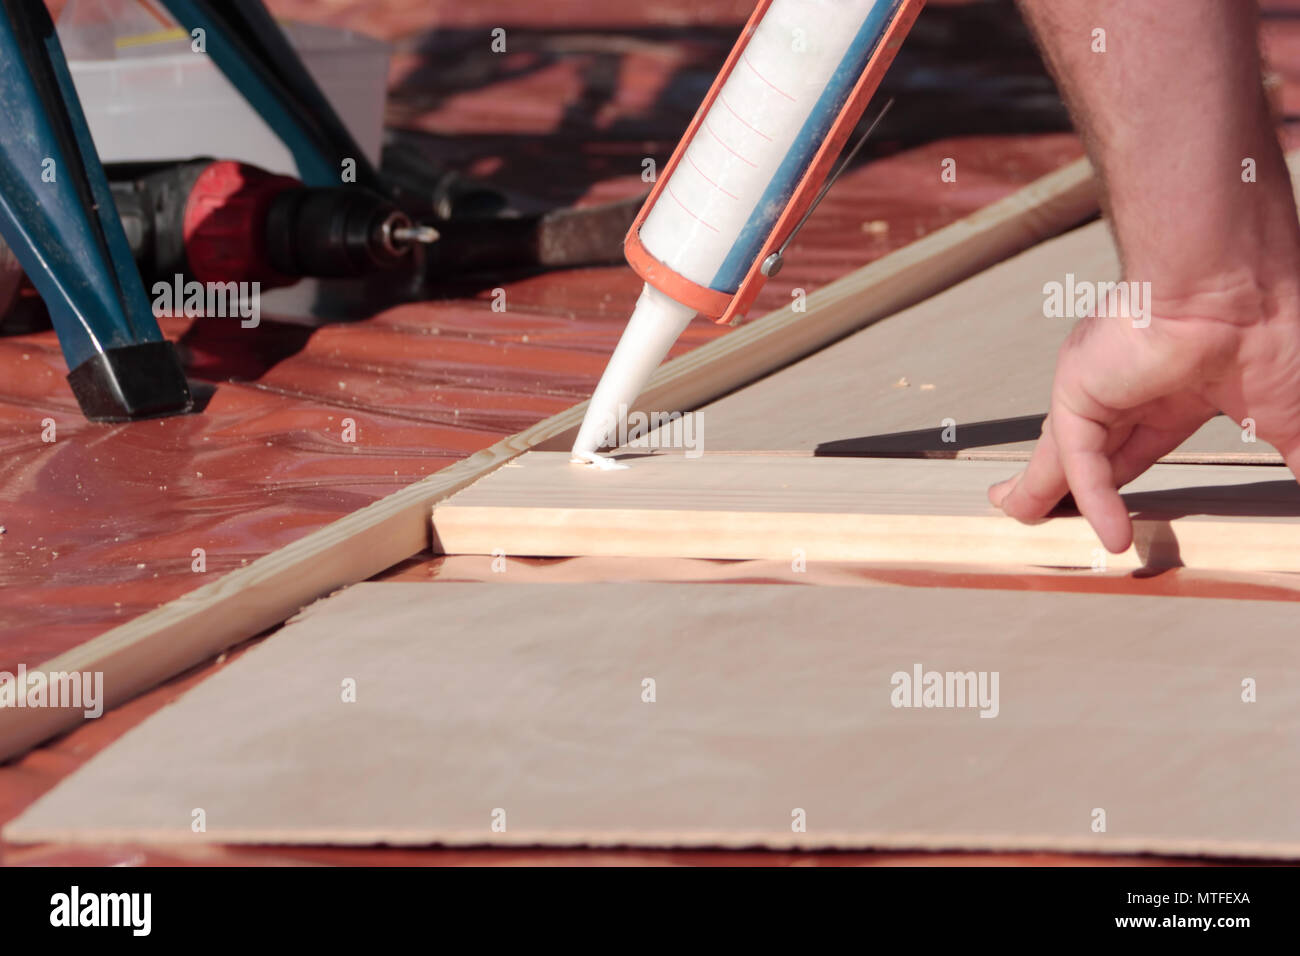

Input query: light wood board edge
[432,505,1297,573]
[0,157,1099,761]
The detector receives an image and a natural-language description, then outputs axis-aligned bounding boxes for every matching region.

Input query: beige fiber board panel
[0,157,1099,762]
[651,153,1300,463]
[666,219,1273,462]
[431,452,1300,572]
[8,581,1299,857]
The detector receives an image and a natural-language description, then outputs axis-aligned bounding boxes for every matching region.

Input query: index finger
[1052,403,1133,553]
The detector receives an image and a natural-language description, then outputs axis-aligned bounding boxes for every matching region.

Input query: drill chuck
[264,187,421,278]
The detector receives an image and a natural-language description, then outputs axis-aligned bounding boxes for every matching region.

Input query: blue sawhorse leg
[0,0,191,421]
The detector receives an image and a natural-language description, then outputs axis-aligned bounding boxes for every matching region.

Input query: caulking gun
[572,0,925,465]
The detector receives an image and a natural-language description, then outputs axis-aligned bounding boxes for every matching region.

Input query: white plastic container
[59,2,391,177]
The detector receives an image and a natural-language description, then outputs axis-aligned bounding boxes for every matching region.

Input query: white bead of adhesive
[569,451,629,471]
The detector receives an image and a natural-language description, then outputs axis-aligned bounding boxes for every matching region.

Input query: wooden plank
[0,157,1098,761]
[10,581,1300,858]
[432,451,1300,572]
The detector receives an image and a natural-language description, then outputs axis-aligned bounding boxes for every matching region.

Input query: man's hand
[989,289,1300,552]
[1003,0,1300,550]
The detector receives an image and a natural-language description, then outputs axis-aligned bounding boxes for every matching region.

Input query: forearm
[1017,0,1300,317]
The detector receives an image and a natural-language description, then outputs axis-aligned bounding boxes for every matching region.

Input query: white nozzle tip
[570,283,697,464]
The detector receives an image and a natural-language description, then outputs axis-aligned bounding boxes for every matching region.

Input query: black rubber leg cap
[66,340,194,422]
